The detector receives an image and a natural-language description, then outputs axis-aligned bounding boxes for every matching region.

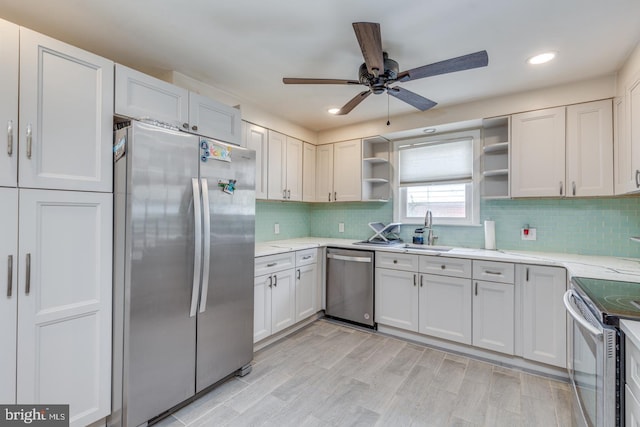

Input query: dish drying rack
[365,222,402,243]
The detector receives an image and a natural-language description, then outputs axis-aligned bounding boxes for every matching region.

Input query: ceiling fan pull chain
[387,92,391,126]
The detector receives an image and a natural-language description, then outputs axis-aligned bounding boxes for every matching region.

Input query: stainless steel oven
[564,285,619,427]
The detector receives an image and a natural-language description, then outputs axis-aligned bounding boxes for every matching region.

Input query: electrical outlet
[274,223,280,234]
[521,227,536,241]
[339,222,345,233]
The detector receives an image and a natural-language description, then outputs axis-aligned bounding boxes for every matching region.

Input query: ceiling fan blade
[397,50,489,82]
[335,90,372,115]
[352,22,384,77]
[283,78,360,85]
[388,87,437,111]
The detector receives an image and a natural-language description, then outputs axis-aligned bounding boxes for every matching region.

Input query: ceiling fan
[282,22,489,115]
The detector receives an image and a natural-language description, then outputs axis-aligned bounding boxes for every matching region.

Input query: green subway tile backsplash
[256,197,640,258]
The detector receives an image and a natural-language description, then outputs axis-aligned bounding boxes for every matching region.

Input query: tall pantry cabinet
[0,19,113,427]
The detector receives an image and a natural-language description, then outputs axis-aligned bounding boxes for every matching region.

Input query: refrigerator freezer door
[196,140,256,392]
[117,122,200,427]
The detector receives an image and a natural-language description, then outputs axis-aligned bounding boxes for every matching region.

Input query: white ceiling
[1,0,639,132]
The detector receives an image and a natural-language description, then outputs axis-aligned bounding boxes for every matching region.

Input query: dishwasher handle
[327,253,372,263]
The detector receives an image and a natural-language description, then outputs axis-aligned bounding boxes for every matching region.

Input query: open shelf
[362,136,391,202]
[481,116,510,199]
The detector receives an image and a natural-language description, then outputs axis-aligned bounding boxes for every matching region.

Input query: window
[394,129,480,226]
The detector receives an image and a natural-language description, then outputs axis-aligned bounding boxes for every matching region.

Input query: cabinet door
[285,137,303,201]
[114,63,189,128]
[244,122,268,199]
[302,142,316,202]
[316,144,334,202]
[628,75,640,192]
[254,274,272,343]
[0,19,18,188]
[566,99,613,197]
[333,139,362,201]
[0,188,17,403]
[267,130,286,200]
[614,96,634,194]
[419,274,472,344]
[16,189,112,426]
[19,29,114,192]
[296,264,317,321]
[472,280,514,355]
[511,107,566,197]
[271,269,296,334]
[518,264,567,368]
[375,268,419,332]
[189,92,241,145]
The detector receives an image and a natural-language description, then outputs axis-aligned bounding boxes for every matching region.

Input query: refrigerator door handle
[198,178,211,313]
[190,178,202,317]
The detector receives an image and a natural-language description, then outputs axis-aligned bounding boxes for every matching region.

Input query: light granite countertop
[256,237,640,283]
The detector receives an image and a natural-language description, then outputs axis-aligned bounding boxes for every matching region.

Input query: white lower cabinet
[472,280,514,354]
[518,264,567,368]
[375,268,419,332]
[254,249,320,343]
[419,274,472,344]
[0,188,112,426]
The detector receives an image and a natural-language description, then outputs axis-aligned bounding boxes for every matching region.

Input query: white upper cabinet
[302,142,316,202]
[188,91,241,144]
[315,144,334,202]
[115,64,241,144]
[316,139,361,202]
[628,74,640,192]
[566,99,613,197]
[0,19,18,188]
[243,122,268,199]
[115,64,189,128]
[19,28,114,192]
[333,139,362,201]
[614,96,634,194]
[511,107,566,197]
[267,130,303,201]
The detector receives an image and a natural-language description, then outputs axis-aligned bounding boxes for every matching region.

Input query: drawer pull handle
[26,124,32,159]
[25,253,31,295]
[475,282,478,296]
[7,120,13,156]
[420,275,423,287]
[266,262,277,267]
[268,275,273,288]
[484,270,502,275]
[302,255,312,260]
[413,274,416,287]
[6,255,12,297]
[273,275,278,287]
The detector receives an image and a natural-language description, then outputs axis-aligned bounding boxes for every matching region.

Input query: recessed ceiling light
[527,52,557,65]
[327,108,340,115]
[423,128,436,134]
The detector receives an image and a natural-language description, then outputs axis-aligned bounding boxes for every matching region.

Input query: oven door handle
[563,289,603,337]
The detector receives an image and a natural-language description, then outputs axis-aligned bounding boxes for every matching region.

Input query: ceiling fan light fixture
[327,107,341,115]
[527,51,557,65]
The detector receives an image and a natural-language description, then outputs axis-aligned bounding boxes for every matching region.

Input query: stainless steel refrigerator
[110,121,255,427]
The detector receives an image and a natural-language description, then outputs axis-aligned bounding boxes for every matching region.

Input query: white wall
[317,75,617,144]
[617,40,640,96]
[166,71,318,144]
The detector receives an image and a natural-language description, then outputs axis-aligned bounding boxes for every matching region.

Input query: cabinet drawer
[628,337,640,399]
[296,248,317,266]
[627,384,640,427]
[473,260,515,284]
[376,252,419,271]
[255,252,295,276]
[420,256,471,278]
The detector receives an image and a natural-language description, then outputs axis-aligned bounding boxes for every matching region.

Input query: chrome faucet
[424,210,438,246]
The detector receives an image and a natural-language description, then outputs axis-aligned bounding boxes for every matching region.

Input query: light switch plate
[339,222,345,233]
[274,223,280,234]
[521,228,536,241]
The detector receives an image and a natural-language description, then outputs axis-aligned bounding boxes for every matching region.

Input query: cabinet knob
[393,259,398,264]
[183,123,189,129]
[192,125,198,131]
[441,265,446,270]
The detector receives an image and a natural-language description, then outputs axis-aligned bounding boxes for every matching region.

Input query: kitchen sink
[403,244,453,253]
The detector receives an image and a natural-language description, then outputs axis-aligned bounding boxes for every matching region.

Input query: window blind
[398,138,473,185]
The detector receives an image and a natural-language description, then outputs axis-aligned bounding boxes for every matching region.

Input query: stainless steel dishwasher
[326,247,375,328]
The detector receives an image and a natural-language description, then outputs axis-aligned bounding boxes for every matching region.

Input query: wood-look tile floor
[156,319,572,427]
